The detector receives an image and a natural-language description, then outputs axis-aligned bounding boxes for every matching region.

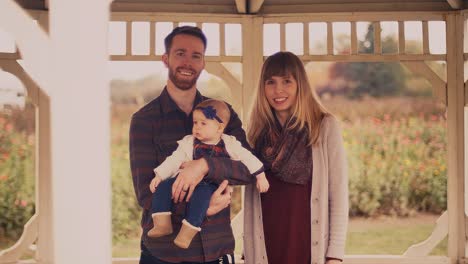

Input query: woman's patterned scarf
[255,117,312,185]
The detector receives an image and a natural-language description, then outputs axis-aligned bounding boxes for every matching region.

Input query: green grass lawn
[1,214,447,258]
[111,213,447,258]
[113,237,141,258]
[346,214,447,255]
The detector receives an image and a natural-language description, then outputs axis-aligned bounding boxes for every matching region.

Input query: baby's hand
[149,175,162,193]
[256,172,269,193]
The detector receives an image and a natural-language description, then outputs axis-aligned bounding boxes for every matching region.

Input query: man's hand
[172,158,209,203]
[206,180,232,216]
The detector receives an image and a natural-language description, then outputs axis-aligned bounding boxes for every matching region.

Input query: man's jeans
[140,242,234,264]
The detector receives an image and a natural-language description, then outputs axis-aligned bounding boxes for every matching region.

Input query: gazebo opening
[0,1,467,263]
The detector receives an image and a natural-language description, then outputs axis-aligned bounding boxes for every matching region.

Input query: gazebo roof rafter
[447,0,464,9]
[12,0,468,13]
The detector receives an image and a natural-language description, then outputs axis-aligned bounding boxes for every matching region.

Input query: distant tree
[328,24,407,98]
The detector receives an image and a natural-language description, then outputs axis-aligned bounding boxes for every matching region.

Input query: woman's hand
[172,158,208,203]
[326,259,342,264]
[256,173,270,193]
[206,180,232,216]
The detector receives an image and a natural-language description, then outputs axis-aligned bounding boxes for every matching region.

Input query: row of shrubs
[345,115,446,216]
[0,101,447,242]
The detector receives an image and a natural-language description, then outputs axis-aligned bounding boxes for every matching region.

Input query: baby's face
[192,110,223,144]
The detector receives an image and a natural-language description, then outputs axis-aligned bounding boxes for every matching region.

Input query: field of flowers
[0,113,35,239]
[326,96,447,216]
[0,96,447,249]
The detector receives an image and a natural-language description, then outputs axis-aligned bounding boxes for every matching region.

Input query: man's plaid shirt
[129,88,254,263]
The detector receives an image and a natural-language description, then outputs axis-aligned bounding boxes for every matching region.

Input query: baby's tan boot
[173,219,201,249]
[147,212,173,238]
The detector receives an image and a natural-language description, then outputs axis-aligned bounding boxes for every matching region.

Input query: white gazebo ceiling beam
[111,1,239,13]
[248,0,265,13]
[446,0,464,9]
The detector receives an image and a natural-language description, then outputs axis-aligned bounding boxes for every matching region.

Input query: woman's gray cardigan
[243,116,349,264]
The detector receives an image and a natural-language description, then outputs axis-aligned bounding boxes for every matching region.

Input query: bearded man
[129,26,254,264]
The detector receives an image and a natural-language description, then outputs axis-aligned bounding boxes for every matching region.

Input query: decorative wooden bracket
[0,214,38,263]
[403,211,448,257]
[205,61,243,112]
[0,60,41,106]
[402,61,447,106]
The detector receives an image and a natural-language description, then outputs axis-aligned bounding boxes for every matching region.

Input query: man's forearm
[204,157,254,185]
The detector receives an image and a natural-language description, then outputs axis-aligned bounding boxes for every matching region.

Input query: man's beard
[168,66,201,91]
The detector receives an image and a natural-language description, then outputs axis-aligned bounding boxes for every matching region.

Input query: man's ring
[182,189,188,192]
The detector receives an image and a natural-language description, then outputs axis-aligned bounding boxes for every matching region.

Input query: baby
[148,99,269,249]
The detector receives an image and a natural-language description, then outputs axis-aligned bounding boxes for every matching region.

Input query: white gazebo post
[446,12,467,264]
[35,12,54,263]
[48,1,112,263]
[0,0,112,263]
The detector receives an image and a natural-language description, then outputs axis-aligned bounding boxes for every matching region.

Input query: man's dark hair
[164,26,207,53]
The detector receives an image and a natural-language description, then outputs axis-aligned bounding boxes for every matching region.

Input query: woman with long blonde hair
[243,51,349,264]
